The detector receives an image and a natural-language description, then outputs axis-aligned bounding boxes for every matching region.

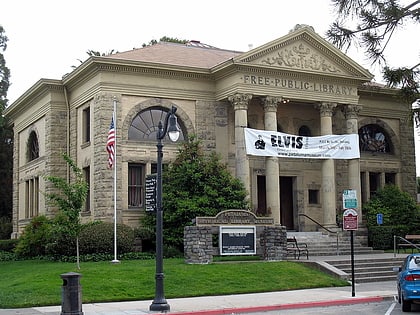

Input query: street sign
[145,174,157,212]
[343,208,358,231]
[377,213,383,225]
[343,189,358,209]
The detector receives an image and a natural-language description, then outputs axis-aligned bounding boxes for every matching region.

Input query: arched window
[128,107,186,141]
[27,131,39,161]
[298,125,311,136]
[358,124,390,153]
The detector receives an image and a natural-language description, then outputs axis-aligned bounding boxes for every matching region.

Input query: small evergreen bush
[0,216,12,239]
[78,222,134,254]
[14,215,52,257]
[364,185,420,249]
[0,239,18,251]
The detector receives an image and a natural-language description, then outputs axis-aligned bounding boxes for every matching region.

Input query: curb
[153,296,390,315]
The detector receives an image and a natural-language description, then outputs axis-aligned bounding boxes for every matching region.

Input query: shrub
[368,225,411,249]
[78,222,134,254]
[363,185,420,249]
[0,216,12,239]
[133,227,154,252]
[14,215,52,257]
[142,136,248,251]
[0,239,18,252]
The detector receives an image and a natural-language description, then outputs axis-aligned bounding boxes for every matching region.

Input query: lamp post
[150,106,180,312]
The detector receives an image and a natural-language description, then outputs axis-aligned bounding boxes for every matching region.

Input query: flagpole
[112,97,120,264]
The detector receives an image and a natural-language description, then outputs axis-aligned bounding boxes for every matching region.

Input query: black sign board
[220,226,256,255]
[145,174,157,212]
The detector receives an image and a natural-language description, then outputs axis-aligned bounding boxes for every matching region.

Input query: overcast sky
[2,0,420,172]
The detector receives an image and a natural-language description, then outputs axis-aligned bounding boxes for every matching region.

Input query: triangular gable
[233,25,373,81]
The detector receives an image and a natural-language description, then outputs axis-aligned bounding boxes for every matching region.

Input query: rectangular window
[385,173,396,185]
[308,189,319,204]
[128,164,144,208]
[25,177,39,218]
[82,107,91,143]
[83,166,90,213]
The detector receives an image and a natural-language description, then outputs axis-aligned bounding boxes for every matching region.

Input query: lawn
[0,258,348,308]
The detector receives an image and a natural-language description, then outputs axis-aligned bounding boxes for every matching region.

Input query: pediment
[233,25,373,81]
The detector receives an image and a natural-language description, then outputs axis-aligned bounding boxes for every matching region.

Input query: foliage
[0,216,12,239]
[78,221,134,255]
[327,0,419,110]
[14,215,52,257]
[364,185,420,227]
[0,258,348,308]
[142,36,189,47]
[417,177,420,193]
[363,185,420,248]
[73,49,117,68]
[0,25,12,220]
[0,25,10,111]
[44,153,88,266]
[368,225,411,249]
[142,136,248,251]
[0,238,18,251]
[0,250,17,261]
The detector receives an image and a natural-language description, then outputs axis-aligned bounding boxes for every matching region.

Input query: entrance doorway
[280,176,295,230]
[256,175,295,230]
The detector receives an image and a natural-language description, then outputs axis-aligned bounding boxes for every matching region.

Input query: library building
[4,24,416,238]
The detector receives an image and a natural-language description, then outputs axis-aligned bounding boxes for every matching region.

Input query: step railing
[393,235,420,257]
[298,213,339,255]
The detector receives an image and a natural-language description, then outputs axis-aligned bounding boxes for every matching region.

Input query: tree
[141,36,188,47]
[142,136,249,252]
[326,0,420,116]
[44,153,88,268]
[72,49,117,69]
[0,25,12,223]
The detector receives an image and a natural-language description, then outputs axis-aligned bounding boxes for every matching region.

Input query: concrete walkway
[0,253,405,315]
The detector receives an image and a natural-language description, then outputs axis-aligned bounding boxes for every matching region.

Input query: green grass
[0,258,348,308]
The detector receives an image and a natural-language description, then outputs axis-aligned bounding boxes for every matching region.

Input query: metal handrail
[393,235,420,257]
[298,213,339,255]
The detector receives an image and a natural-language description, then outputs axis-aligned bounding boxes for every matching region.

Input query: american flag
[106,116,115,168]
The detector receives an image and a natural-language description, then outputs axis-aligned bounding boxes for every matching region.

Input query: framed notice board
[219,226,256,255]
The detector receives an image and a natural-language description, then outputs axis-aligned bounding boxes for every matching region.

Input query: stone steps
[325,257,404,283]
[286,232,379,257]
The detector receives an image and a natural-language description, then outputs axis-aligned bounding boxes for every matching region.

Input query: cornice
[4,79,64,120]
[64,57,215,88]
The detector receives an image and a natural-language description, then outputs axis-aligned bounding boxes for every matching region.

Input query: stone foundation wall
[184,224,287,264]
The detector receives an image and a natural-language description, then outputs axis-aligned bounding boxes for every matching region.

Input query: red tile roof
[108,41,242,69]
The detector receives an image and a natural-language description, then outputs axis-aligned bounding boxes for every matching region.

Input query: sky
[2,0,420,171]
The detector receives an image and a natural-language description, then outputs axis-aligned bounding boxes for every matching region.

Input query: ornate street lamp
[150,106,180,312]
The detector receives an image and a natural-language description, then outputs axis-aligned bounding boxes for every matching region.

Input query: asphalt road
[240,298,420,314]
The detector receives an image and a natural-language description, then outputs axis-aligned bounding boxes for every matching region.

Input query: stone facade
[183,223,287,263]
[4,26,417,237]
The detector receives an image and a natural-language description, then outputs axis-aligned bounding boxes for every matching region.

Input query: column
[343,104,362,220]
[263,96,281,224]
[228,93,252,197]
[316,102,337,228]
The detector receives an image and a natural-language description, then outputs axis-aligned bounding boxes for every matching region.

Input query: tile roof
[108,41,243,69]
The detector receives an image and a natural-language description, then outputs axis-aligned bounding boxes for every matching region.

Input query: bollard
[60,272,83,315]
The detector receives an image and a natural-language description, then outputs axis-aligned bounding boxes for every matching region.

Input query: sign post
[343,207,358,297]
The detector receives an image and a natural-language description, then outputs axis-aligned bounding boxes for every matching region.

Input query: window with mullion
[128,164,144,208]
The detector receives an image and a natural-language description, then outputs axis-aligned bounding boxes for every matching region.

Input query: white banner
[245,128,360,159]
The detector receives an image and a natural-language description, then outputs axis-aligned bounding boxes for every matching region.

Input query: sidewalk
[0,281,397,315]
[1,254,403,315]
